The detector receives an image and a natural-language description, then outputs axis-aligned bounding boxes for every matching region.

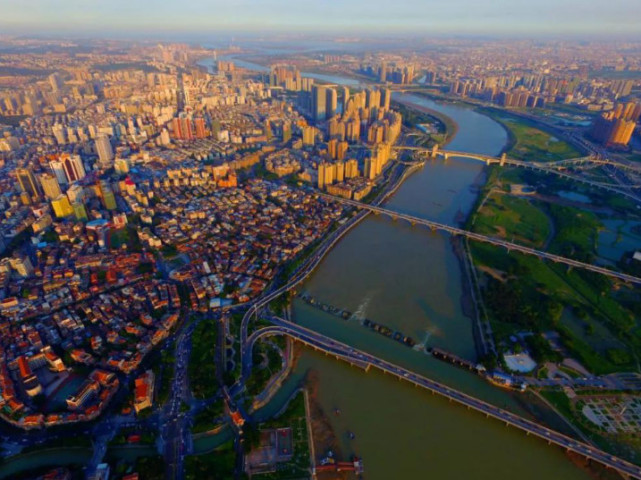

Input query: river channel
[257,92,593,479]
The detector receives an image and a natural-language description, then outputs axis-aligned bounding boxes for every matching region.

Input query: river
[258,93,592,479]
[197,57,363,86]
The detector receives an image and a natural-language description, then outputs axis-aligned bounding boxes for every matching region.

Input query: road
[246,316,641,480]
[161,320,196,480]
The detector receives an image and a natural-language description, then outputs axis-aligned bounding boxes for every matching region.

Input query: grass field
[473,193,551,247]
[484,111,581,162]
[469,167,640,375]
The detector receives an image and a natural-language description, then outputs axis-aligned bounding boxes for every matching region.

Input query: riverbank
[394,97,459,146]
[477,107,582,162]
[409,89,591,158]
[303,369,343,463]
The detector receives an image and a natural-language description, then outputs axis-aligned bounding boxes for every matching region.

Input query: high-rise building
[346,118,361,142]
[335,161,345,182]
[312,85,327,123]
[302,126,316,146]
[61,154,86,183]
[172,116,194,141]
[15,167,41,202]
[194,117,207,138]
[39,173,62,200]
[318,162,335,189]
[67,184,85,204]
[270,65,302,91]
[282,122,292,143]
[115,158,130,174]
[337,141,349,161]
[99,181,117,210]
[590,104,638,147]
[381,89,392,111]
[364,157,376,180]
[73,202,88,221]
[366,89,381,110]
[51,195,74,218]
[49,160,68,185]
[344,159,359,178]
[379,62,388,82]
[318,163,327,189]
[342,86,350,113]
[95,134,114,168]
[49,73,63,92]
[326,88,338,119]
[328,139,338,160]
[9,255,34,277]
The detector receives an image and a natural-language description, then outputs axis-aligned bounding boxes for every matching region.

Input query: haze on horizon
[1,0,640,39]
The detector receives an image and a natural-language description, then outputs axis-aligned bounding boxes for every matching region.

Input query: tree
[243,423,261,453]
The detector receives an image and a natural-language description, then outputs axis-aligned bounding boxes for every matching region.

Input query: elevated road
[394,146,641,199]
[246,317,641,480]
[317,192,641,286]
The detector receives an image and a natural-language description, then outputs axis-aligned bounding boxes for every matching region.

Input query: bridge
[245,316,641,480]
[237,161,425,379]
[316,192,641,286]
[393,145,641,199]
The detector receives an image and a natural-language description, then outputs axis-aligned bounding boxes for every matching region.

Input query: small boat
[334,408,341,416]
[347,430,356,440]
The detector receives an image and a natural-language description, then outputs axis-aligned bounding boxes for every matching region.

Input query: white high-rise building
[95,134,114,168]
[49,160,68,185]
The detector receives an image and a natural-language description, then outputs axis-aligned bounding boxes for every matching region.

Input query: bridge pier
[500,153,506,166]
[431,144,439,159]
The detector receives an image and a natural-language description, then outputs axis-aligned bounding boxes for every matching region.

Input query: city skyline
[1,0,641,37]
[1,6,641,478]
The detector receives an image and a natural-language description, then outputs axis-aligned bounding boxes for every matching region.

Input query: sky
[1,0,640,38]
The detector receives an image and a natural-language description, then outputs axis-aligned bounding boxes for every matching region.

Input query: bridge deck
[249,317,641,479]
[318,192,641,286]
